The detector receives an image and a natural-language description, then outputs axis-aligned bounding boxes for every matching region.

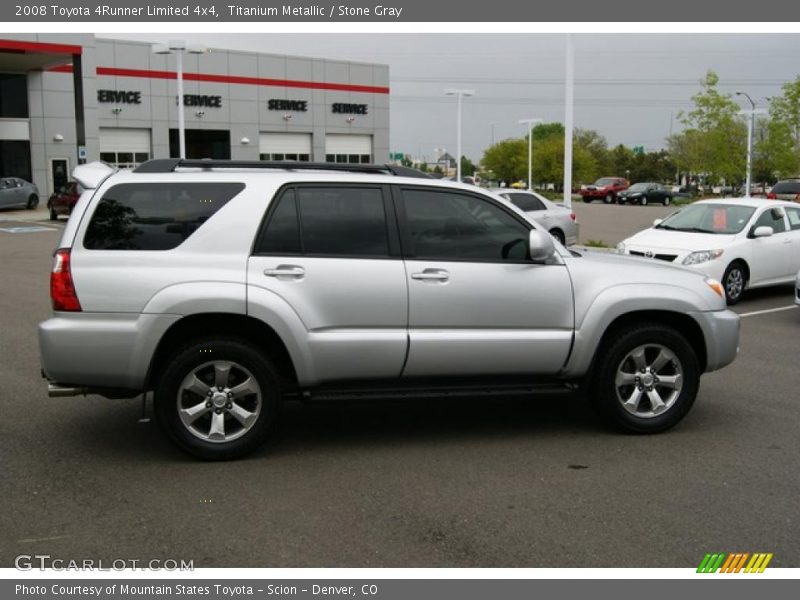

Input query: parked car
[40,159,739,459]
[795,269,800,307]
[617,198,800,304]
[490,188,579,246]
[580,177,629,204]
[617,183,673,206]
[47,181,83,220]
[766,178,800,202]
[0,177,39,210]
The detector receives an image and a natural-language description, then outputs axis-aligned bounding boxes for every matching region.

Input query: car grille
[629,251,678,262]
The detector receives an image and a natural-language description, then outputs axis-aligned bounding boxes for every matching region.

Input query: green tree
[481,138,528,182]
[762,77,800,178]
[671,71,746,184]
[399,155,413,168]
[460,155,476,177]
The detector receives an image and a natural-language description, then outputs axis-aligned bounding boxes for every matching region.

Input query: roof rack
[133,158,433,178]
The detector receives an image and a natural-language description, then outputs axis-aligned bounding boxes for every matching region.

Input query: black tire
[641,196,648,206]
[663,196,671,206]
[27,194,39,210]
[48,204,58,221]
[154,337,281,460]
[549,228,566,246]
[722,262,747,305]
[604,193,614,204]
[590,323,700,434]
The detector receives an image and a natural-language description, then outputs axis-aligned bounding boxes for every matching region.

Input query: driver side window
[401,188,530,262]
[752,208,787,234]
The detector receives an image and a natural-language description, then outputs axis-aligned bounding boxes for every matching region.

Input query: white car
[795,270,800,307]
[490,188,580,246]
[617,198,800,305]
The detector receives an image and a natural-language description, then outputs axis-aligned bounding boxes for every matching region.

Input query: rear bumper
[39,312,180,391]
[689,309,740,373]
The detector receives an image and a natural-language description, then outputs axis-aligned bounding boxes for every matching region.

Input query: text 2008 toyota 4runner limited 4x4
[39,160,740,459]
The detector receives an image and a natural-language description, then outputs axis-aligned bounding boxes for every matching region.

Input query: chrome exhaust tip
[48,384,89,397]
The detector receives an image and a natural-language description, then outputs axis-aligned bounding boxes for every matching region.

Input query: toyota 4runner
[39,160,740,459]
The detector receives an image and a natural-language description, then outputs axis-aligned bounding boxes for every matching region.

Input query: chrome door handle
[264,265,305,278]
[411,269,449,282]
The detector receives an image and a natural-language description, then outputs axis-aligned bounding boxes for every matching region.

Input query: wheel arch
[145,313,299,393]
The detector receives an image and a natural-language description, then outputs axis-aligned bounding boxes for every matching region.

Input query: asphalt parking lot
[1,203,798,568]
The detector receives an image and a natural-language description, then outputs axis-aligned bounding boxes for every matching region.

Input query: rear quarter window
[771,181,800,195]
[83,182,245,250]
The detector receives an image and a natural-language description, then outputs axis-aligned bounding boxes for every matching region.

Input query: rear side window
[254,186,390,257]
[784,207,800,230]
[84,182,244,250]
[507,193,546,212]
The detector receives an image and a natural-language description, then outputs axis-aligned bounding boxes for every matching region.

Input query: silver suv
[39,160,740,459]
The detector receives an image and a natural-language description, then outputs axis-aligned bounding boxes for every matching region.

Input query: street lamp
[444,88,475,181]
[153,40,207,159]
[519,118,543,190]
[735,91,756,197]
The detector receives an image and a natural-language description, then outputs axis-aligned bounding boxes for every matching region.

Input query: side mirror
[529,229,556,262]
[653,218,663,226]
[753,226,774,238]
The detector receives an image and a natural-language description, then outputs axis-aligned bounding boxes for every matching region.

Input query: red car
[47,181,83,220]
[580,177,629,204]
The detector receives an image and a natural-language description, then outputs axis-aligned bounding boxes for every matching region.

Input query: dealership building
[0,34,390,196]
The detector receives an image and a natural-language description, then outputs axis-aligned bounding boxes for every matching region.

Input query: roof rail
[133,159,433,178]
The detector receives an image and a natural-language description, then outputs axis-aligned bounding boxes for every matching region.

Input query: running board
[298,381,577,403]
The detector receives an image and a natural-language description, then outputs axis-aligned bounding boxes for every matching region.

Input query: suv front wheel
[154,338,280,460]
[591,323,700,433]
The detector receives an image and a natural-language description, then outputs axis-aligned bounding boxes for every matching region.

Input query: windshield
[628,183,651,192]
[656,204,755,234]
[594,178,617,186]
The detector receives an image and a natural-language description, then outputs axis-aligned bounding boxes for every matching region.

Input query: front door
[748,206,792,284]
[397,186,574,378]
[50,158,69,196]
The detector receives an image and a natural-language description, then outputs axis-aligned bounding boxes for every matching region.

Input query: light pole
[153,40,207,159]
[444,88,475,181]
[736,91,756,197]
[519,118,543,190]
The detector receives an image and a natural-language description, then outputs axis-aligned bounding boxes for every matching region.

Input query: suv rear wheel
[154,338,280,460]
[604,193,614,204]
[591,323,700,433]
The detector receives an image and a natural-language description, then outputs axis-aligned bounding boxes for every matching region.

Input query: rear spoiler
[72,161,117,190]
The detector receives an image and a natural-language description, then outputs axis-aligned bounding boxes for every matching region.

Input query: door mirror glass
[529,229,555,262]
[753,225,774,238]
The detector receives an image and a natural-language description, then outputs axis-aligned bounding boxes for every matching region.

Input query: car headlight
[616,242,626,254]
[682,249,724,265]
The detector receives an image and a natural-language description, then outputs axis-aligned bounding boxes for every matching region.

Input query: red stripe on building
[0,39,82,55]
[96,66,390,94]
[47,64,74,73]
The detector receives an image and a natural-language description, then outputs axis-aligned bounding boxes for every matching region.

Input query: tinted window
[255,190,301,254]
[84,182,244,250]
[297,187,388,256]
[785,207,800,231]
[752,207,787,234]
[402,189,529,261]
[507,193,546,212]
[771,181,800,195]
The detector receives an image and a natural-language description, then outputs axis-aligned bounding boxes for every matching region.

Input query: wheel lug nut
[226,403,232,409]
[207,391,213,397]
[227,392,232,398]
[217,386,223,391]
[206,402,211,408]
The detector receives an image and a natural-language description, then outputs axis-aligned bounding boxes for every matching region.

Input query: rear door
[783,206,800,274]
[247,184,408,383]
[396,185,574,378]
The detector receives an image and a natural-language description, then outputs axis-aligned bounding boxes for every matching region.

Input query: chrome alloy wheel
[725,267,744,301]
[614,344,683,418]
[177,361,262,443]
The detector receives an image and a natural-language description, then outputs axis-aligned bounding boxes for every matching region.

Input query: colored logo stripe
[697,552,772,573]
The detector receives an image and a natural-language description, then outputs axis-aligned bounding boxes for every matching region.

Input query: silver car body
[40,163,738,395]
[0,177,38,209]
[490,188,579,246]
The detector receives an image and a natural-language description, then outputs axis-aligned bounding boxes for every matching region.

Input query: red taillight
[51,249,81,311]
[767,193,777,199]
[570,212,576,221]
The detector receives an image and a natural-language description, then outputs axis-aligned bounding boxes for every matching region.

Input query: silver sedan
[0,177,39,210]
[490,188,579,246]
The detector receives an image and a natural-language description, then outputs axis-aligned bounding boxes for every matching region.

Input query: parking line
[738,305,797,318]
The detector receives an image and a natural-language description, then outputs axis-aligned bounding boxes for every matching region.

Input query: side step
[301,381,577,403]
